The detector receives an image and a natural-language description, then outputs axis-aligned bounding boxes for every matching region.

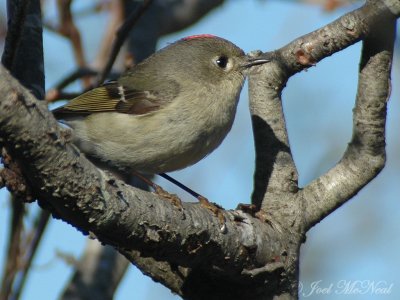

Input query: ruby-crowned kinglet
[53,35,269,174]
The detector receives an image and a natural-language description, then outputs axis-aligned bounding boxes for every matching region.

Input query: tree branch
[247,0,392,210]
[247,1,398,296]
[0,1,45,299]
[2,0,44,98]
[249,0,398,215]
[96,0,153,85]
[11,210,50,300]
[157,0,225,35]
[61,240,129,300]
[302,4,396,230]
[125,0,225,63]
[278,0,398,76]
[0,195,24,300]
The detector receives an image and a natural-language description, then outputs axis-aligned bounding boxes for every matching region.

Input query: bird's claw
[154,185,184,212]
[198,196,227,233]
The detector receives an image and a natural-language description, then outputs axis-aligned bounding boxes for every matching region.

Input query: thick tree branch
[0,1,45,299]
[302,9,396,230]
[249,0,398,215]
[247,1,398,297]
[119,248,187,294]
[2,0,44,98]
[248,59,304,297]
[157,0,225,35]
[126,0,225,63]
[248,0,394,211]
[248,58,299,211]
[278,0,398,76]
[2,0,29,75]
[61,240,129,300]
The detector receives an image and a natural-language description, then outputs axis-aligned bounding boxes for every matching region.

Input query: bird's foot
[236,203,258,216]
[132,171,184,213]
[237,203,270,223]
[154,184,184,212]
[198,196,226,233]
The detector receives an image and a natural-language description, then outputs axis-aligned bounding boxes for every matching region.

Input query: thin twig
[93,0,124,71]
[96,0,153,85]
[0,196,24,300]
[45,68,121,102]
[11,210,51,300]
[0,170,4,189]
[54,68,99,90]
[46,91,82,102]
[57,0,91,88]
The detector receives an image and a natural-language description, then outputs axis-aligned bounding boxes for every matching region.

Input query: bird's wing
[52,81,168,118]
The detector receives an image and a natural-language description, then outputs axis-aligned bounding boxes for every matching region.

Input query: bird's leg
[131,172,226,231]
[159,173,226,233]
[132,171,183,211]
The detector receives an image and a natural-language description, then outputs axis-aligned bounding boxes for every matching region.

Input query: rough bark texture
[0,1,45,300]
[0,0,398,299]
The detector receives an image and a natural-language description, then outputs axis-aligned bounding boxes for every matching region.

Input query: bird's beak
[241,53,271,69]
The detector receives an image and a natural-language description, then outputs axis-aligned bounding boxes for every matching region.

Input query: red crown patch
[182,34,217,41]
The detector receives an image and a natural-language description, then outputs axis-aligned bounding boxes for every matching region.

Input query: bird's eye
[215,56,228,69]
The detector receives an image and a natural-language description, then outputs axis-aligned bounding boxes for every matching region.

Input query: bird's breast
[67,82,242,174]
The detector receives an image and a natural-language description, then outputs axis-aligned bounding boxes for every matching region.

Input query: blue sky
[1,1,399,299]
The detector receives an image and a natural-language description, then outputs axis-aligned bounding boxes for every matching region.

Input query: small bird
[53,35,269,175]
